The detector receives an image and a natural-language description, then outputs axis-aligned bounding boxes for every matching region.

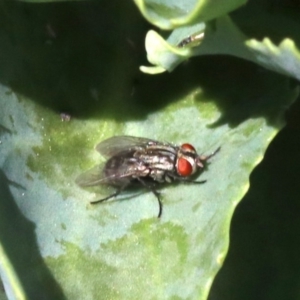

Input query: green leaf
[1,66,297,300]
[137,0,300,82]
[141,16,300,81]
[246,38,300,80]
[133,0,246,29]
[0,1,299,300]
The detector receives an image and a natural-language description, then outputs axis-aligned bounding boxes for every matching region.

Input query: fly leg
[168,174,207,184]
[181,179,207,184]
[199,146,221,161]
[136,178,163,218]
[90,184,128,205]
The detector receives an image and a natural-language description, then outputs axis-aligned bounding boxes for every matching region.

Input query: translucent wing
[76,160,140,187]
[75,163,109,187]
[95,135,160,158]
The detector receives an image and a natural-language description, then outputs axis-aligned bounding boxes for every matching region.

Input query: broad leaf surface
[0,1,299,300]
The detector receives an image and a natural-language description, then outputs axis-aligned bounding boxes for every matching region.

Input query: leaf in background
[133,0,246,29]
[140,16,248,73]
[139,1,300,82]
[246,38,300,80]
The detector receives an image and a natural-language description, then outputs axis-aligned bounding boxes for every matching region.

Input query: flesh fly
[76,136,220,218]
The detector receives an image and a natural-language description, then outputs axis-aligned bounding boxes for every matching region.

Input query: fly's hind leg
[90,184,128,205]
[136,178,163,218]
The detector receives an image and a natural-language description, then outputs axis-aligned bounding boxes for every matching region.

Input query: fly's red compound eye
[181,143,196,152]
[177,157,193,176]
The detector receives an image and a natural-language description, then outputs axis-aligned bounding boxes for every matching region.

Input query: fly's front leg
[136,177,163,218]
[182,179,207,184]
[90,184,128,204]
[168,173,207,184]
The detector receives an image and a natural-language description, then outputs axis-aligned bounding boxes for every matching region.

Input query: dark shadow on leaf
[231,0,300,47]
[0,1,296,128]
[0,170,66,300]
[135,55,296,128]
[208,99,300,300]
[0,1,151,119]
[191,56,298,128]
[0,124,13,135]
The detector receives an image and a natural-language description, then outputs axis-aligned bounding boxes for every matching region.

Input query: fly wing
[76,161,140,187]
[75,163,109,187]
[95,135,159,158]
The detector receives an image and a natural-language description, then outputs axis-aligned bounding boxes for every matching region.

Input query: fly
[177,31,205,48]
[76,136,220,218]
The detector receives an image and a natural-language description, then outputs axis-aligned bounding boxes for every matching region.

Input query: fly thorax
[150,168,166,183]
[134,150,175,171]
